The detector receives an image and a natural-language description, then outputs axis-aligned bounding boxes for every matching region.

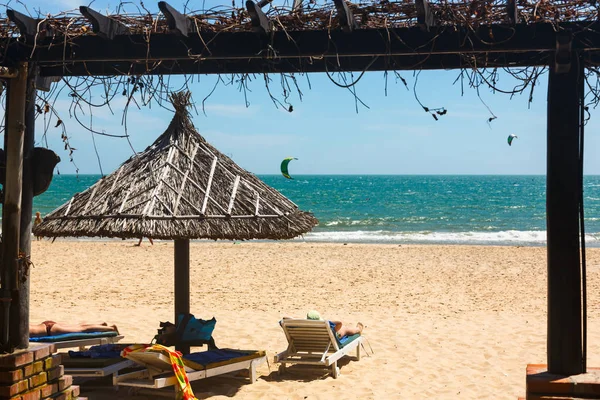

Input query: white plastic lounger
[59,342,135,378]
[274,319,362,378]
[53,335,125,350]
[57,340,131,379]
[62,358,136,378]
[114,348,267,391]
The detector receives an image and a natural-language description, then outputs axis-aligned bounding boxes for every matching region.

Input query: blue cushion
[338,333,360,348]
[30,331,118,343]
[183,349,251,366]
[327,321,360,348]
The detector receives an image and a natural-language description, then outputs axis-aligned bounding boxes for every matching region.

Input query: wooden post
[1,62,27,351]
[10,64,35,348]
[506,0,518,24]
[174,239,190,354]
[546,53,584,375]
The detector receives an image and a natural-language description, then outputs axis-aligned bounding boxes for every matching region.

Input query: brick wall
[0,344,85,400]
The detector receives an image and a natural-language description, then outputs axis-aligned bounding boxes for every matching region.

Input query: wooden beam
[333,0,357,32]
[6,10,51,39]
[36,51,551,76]
[506,0,518,25]
[246,0,272,34]
[79,6,130,40]
[547,53,584,376]
[227,176,241,215]
[415,0,434,32]
[201,157,218,215]
[555,31,573,74]
[158,1,191,37]
[23,23,575,64]
[173,144,199,215]
[8,23,599,76]
[11,63,36,349]
[174,239,190,355]
[1,62,27,351]
[0,67,19,79]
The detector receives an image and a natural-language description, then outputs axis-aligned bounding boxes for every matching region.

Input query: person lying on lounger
[283,310,364,338]
[29,321,119,337]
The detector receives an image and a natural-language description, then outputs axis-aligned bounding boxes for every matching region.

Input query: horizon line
[53,173,600,177]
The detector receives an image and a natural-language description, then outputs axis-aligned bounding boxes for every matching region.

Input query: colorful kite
[280,157,298,179]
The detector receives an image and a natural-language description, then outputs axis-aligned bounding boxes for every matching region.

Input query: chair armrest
[274,349,289,363]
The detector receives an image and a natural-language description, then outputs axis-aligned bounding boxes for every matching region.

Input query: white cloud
[198,104,255,117]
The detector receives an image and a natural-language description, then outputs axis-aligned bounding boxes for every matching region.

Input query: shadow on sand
[260,356,355,383]
[72,356,359,398]
[74,372,246,399]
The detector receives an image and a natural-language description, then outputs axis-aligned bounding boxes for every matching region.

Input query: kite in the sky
[507,134,518,146]
[281,157,298,179]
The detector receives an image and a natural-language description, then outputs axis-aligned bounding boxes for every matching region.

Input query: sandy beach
[28,240,600,399]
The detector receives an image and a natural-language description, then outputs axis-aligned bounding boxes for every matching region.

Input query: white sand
[29,241,600,399]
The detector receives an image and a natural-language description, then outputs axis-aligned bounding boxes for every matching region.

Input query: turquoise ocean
[31,174,600,247]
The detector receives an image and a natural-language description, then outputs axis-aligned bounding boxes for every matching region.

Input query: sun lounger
[61,343,138,378]
[274,319,362,378]
[114,348,267,390]
[30,331,124,350]
[61,356,137,378]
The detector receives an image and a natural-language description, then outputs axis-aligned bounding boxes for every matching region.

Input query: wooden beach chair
[274,319,362,378]
[113,347,267,392]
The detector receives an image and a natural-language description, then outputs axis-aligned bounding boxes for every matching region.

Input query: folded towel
[68,344,125,359]
[122,344,197,400]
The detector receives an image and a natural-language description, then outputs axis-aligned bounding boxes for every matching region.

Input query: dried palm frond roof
[0,0,596,38]
[33,92,318,240]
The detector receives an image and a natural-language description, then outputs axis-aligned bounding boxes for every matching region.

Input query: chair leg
[278,363,286,375]
[357,343,361,360]
[249,361,257,383]
[331,361,339,379]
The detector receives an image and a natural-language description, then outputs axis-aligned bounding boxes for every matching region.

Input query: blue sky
[10,0,600,175]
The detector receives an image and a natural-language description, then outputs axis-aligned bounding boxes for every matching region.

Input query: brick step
[525,364,600,400]
[519,396,591,400]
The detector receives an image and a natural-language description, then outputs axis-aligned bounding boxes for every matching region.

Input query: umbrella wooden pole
[174,239,190,354]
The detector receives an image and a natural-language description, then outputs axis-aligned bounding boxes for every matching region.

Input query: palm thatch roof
[33,92,318,240]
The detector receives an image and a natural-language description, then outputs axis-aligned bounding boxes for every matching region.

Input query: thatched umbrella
[34,92,318,351]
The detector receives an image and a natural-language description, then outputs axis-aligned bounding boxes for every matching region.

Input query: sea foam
[298,230,600,247]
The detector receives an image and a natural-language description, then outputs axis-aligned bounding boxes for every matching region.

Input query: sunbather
[135,237,154,246]
[283,310,364,338]
[30,321,119,337]
[330,320,364,338]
